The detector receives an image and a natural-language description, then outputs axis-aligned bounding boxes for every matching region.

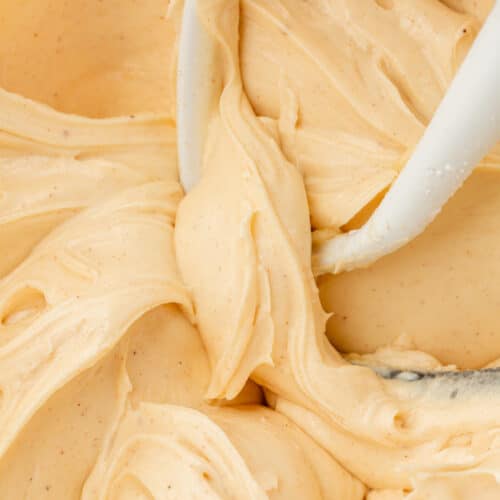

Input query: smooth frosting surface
[1,0,499,498]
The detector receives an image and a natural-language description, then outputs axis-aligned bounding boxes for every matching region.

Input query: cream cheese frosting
[1,0,499,498]
[176,0,500,497]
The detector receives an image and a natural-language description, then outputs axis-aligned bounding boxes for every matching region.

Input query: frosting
[0,0,498,498]
[320,166,500,369]
[176,0,500,496]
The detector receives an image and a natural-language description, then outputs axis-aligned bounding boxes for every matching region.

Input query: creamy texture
[0,0,364,497]
[176,0,500,497]
[239,0,480,230]
[0,0,179,118]
[1,0,499,498]
[320,166,500,369]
